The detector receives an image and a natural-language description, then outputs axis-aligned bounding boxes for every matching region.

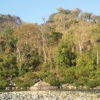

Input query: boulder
[30,81,57,90]
[61,84,76,89]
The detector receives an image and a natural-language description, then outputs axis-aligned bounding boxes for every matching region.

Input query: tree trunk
[17,47,22,70]
[97,50,99,70]
[79,41,82,53]
[41,31,47,64]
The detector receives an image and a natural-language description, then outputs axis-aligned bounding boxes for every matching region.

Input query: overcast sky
[0,0,100,24]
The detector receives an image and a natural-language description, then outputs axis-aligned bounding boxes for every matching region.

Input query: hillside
[0,8,100,90]
[0,14,22,33]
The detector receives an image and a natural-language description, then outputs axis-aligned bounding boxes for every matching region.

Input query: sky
[0,0,100,24]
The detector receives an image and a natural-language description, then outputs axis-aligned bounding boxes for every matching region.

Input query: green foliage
[0,79,7,89]
[57,8,71,14]
[24,72,35,80]
[86,79,100,88]
[18,70,26,76]
[13,72,36,89]
[36,69,49,79]
[49,32,62,45]
[22,49,41,71]
[74,77,88,87]
[65,75,75,84]
[45,73,61,88]
[13,77,34,89]
[76,51,96,67]
[12,77,25,88]
[55,41,72,67]
[0,8,100,90]
[64,68,76,84]
[75,67,91,78]
[2,26,14,36]
[0,55,17,69]
[0,26,17,53]
[47,78,60,88]
[0,14,22,33]
[89,69,100,79]
[0,55,18,78]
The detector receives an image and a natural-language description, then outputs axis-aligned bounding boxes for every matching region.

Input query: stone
[0,91,100,100]
[61,84,76,89]
[30,81,57,90]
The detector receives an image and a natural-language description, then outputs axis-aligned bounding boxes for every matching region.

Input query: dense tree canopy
[0,8,100,90]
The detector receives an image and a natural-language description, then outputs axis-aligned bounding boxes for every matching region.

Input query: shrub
[64,75,75,84]
[45,77,61,88]
[13,77,34,89]
[18,70,26,76]
[0,79,7,89]
[64,68,76,84]
[75,67,90,78]
[86,79,100,88]
[24,72,35,79]
[74,77,88,87]
[36,70,49,79]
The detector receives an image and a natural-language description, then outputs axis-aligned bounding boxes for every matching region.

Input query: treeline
[0,8,100,89]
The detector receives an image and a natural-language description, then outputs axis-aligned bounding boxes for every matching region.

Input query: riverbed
[0,90,100,100]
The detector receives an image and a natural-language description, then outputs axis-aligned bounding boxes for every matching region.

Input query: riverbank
[0,90,100,100]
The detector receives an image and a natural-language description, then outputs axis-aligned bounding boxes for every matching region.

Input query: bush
[24,72,35,79]
[36,70,49,79]
[64,75,75,84]
[74,77,88,87]
[44,72,61,88]
[75,67,90,78]
[13,77,34,89]
[18,70,26,76]
[45,77,61,88]
[64,68,76,84]
[0,79,7,89]
[86,79,100,88]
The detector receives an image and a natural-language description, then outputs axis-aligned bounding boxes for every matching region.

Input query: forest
[0,8,100,90]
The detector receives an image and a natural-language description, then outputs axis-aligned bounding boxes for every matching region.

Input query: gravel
[0,90,100,100]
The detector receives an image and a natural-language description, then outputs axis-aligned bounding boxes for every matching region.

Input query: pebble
[0,91,100,100]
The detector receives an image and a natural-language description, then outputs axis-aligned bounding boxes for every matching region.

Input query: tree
[39,18,49,64]
[49,31,62,45]
[0,26,17,54]
[76,51,96,67]
[91,23,100,69]
[80,12,92,21]
[55,31,75,67]
[0,14,22,33]
[71,8,81,17]
[68,21,93,53]
[0,55,18,78]
[13,23,41,70]
[22,47,41,71]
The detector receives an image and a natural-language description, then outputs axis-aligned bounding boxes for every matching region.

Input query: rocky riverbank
[0,90,100,100]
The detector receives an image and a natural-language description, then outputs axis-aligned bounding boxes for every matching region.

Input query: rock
[33,78,40,83]
[30,86,38,90]
[30,81,57,90]
[82,86,88,89]
[0,91,100,100]
[93,86,100,89]
[61,84,76,89]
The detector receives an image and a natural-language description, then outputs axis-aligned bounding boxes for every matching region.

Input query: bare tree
[39,17,48,64]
